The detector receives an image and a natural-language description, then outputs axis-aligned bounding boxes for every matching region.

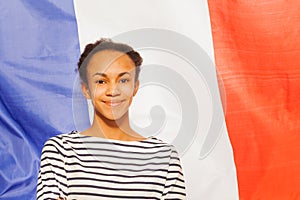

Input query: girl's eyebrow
[118,72,131,77]
[92,72,131,77]
[92,72,107,77]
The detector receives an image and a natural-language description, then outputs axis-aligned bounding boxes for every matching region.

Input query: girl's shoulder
[42,130,81,149]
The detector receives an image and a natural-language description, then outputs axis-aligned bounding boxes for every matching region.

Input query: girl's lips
[103,100,124,107]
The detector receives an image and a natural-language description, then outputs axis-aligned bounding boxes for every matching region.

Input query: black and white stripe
[37,131,186,199]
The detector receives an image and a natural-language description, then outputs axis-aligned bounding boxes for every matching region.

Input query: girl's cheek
[120,84,135,96]
[91,85,105,98]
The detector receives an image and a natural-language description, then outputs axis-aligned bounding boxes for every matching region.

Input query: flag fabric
[3,1,299,200]
[208,1,300,199]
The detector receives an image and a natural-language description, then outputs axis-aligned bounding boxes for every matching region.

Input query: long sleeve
[37,138,67,200]
[162,147,186,200]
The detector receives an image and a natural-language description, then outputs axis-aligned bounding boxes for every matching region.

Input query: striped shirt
[37,131,186,199]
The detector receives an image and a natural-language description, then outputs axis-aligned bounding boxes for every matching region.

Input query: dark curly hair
[78,38,143,84]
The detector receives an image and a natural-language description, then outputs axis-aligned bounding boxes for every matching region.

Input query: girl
[37,38,186,199]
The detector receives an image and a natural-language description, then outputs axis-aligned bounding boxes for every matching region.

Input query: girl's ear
[133,80,139,96]
[81,83,91,99]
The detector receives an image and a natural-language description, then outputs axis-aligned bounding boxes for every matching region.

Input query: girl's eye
[96,80,105,84]
[119,79,129,83]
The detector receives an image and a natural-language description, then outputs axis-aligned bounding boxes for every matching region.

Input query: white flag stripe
[74,0,238,199]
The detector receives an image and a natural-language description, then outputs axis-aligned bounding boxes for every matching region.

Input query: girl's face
[81,50,139,121]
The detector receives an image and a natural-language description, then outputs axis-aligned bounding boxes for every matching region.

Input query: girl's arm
[37,138,67,200]
[162,147,186,199]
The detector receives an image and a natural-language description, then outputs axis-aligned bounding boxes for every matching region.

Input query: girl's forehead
[90,50,126,64]
[87,50,135,75]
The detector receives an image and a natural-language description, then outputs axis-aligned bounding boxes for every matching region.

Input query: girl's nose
[105,83,120,96]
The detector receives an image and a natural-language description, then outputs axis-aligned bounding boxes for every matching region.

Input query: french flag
[0,1,299,199]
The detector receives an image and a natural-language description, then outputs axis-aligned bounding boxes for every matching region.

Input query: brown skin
[80,50,145,141]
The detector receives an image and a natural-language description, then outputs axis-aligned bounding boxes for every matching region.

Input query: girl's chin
[94,111,129,122]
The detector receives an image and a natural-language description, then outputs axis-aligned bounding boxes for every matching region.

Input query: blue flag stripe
[0,1,88,199]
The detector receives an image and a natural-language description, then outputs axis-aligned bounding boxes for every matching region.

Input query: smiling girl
[37,38,186,199]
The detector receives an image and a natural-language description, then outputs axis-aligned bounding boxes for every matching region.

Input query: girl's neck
[81,113,145,141]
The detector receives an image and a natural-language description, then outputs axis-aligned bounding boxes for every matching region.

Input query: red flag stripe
[208,1,300,199]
